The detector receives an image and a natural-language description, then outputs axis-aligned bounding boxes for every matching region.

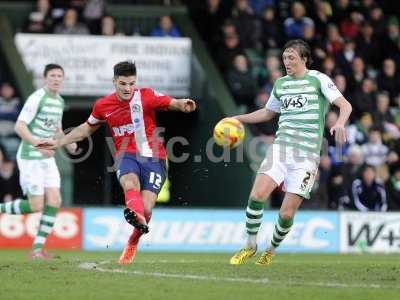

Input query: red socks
[124,189,144,219]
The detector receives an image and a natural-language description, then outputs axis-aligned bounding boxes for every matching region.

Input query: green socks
[271,214,293,249]
[32,205,58,252]
[0,199,33,214]
[245,198,265,249]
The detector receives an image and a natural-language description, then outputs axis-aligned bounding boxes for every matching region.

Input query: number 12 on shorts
[149,172,162,189]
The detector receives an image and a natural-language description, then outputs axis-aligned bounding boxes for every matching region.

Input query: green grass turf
[0,250,399,300]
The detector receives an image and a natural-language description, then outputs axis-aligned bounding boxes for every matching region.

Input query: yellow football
[213,117,245,149]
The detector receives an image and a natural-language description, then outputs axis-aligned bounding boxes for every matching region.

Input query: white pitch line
[78,261,399,290]
[78,262,269,284]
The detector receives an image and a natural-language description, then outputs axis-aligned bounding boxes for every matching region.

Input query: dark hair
[361,164,375,174]
[43,64,64,77]
[113,60,137,77]
[283,39,313,67]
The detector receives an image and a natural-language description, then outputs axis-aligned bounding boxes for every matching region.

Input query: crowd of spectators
[0,82,22,203]
[189,0,400,211]
[23,0,182,37]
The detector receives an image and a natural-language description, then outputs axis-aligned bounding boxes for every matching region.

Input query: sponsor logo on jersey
[112,124,136,136]
[281,95,308,110]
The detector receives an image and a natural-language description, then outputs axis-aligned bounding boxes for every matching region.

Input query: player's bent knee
[46,197,62,208]
[279,210,294,220]
[120,173,140,191]
[249,191,267,202]
[45,188,62,208]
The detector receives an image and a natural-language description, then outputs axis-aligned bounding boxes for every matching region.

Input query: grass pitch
[0,250,399,300]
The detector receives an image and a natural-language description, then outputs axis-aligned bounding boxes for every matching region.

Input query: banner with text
[0,208,82,249]
[83,209,339,252]
[340,212,400,253]
[15,34,191,97]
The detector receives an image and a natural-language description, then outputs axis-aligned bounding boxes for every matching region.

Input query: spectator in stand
[257,54,281,87]
[335,38,358,79]
[0,145,22,203]
[231,0,260,49]
[358,0,375,16]
[347,56,367,93]
[331,144,364,210]
[372,92,396,131]
[352,77,376,119]
[321,56,338,78]
[347,112,373,145]
[302,22,327,69]
[332,0,352,24]
[248,0,275,16]
[194,0,231,51]
[226,54,257,110]
[215,32,245,73]
[150,15,181,37]
[83,0,105,34]
[259,6,282,50]
[24,0,54,33]
[311,0,332,39]
[101,15,116,36]
[362,128,389,180]
[368,5,386,41]
[283,2,314,39]
[387,163,400,210]
[355,21,381,69]
[0,83,21,160]
[54,8,90,35]
[382,16,400,59]
[324,24,344,56]
[340,10,363,39]
[377,58,400,103]
[351,164,388,212]
[334,74,351,101]
[220,20,238,41]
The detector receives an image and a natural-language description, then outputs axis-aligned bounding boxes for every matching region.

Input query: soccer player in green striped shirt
[230,40,352,265]
[0,64,76,259]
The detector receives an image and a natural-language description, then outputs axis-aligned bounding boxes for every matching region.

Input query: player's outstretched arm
[55,129,78,154]
[168,98,196,113]
[37,122,100,150]
[233,109,277,124]
[330,96,352,144]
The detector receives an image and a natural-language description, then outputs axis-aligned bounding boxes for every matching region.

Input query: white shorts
[17,157,60,196]
[258,144,318,199]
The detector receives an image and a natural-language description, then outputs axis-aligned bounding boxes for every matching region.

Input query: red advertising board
[0,208,82,249]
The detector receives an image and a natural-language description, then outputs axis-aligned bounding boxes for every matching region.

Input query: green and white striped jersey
[266,70,342,159]
[17,88,64,160]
